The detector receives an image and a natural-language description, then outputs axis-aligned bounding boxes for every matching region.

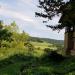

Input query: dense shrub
[37,47,41,50]
[44,48,52,52]
[43,50,65,62]
[1,40,11,48]
[24,42,34,51]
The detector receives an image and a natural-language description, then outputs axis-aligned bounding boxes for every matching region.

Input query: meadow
[0,41,75,75]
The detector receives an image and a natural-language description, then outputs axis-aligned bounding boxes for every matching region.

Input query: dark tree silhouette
[35,0,75,55]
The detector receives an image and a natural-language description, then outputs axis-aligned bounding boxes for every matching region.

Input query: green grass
[0,62,21,75]
[31,42,57,50]
[0,42,57,59]
[0,54,75,75]
[0,42,74,75]
[0,48,29,60]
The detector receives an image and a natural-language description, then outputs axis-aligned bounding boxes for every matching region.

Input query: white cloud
[18,0,32,5]
[0,7,34,22]
[20,0,32,3]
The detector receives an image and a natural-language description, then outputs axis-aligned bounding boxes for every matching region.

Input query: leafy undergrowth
[0,53,75,75]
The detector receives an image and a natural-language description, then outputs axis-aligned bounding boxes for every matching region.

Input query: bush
[43,50,65,62]
[24,42,34,51]
[44,48,52,52]
[1,40,11,48]
[37,47,41,50]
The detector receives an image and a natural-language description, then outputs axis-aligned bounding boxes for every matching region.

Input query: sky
[0,0,65,40]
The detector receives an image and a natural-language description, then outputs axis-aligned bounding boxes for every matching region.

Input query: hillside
[29,37,64,45]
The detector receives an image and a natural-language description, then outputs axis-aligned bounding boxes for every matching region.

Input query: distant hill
[29,37,64,45]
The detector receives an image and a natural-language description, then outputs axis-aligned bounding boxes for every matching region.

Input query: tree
[0,21,30,48]
[35,0,75,55]
[5,21,19,33]
[0,21,12,47]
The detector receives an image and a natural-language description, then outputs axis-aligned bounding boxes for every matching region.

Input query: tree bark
[65,27,74,55]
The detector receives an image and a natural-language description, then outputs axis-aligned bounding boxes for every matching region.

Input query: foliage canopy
[35,0,75,31]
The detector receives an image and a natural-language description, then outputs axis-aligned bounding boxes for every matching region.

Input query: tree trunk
[0,40,1,48]
[65,32,73,55]
[65,27,74,55]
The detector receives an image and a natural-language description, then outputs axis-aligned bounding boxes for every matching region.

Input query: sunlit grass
[0,42,56,60]
[0,42,71,75]
[31,42,57,50]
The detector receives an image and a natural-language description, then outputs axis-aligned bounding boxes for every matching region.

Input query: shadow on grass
[0,54,39,69]
[20,55,75,75]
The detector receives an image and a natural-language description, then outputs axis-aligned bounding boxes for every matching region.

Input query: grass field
[0,53,75,75]
[0,42,52,59]
[31,42,57,50]
[0,42,75,75]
